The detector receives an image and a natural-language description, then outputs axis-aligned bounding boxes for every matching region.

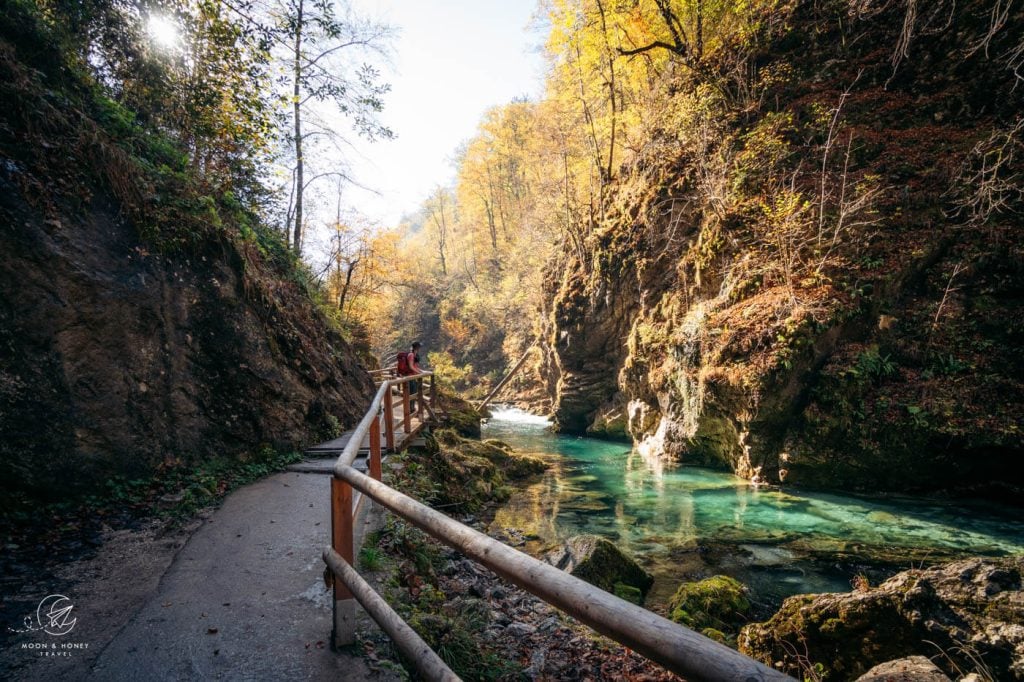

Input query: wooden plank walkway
[288,395,433,475]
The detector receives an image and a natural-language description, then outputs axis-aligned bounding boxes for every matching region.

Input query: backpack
[396,351,412,375]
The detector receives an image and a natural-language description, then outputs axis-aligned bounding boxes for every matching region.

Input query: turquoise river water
[482,407,1024,609]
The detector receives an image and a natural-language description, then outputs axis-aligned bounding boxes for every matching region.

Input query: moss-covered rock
[613,582,643,605]
[739,556,1024,681]
[437,391,484,438]
[392,429,546,514]
[700,628,728,645]
[667,575,751,633]
[545,534,653,600]
[855,656,952,682]
[435,429,546,479]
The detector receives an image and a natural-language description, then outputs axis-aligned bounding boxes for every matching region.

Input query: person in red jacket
[397,341,423,410]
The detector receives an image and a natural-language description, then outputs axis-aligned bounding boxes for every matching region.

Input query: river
[482,406,1024,612]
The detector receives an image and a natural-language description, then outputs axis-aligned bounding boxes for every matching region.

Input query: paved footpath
[85,470,394,682]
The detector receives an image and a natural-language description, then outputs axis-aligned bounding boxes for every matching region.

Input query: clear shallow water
[483,407,1024,607]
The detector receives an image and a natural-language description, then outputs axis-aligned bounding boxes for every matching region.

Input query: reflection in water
[485,406,1024,604]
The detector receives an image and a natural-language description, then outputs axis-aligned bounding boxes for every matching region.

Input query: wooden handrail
[332,464,792,682]
[337,372,433,469]
[323,549,458,682]
[329,371,434,653]
[323,369,793,681]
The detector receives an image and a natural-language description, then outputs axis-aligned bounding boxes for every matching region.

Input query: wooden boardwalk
[288,388,435,475]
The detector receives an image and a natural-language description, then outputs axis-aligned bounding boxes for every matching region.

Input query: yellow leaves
[441,317,472,346]
[758,188,809,226]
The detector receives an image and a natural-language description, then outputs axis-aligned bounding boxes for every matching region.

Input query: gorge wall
[0,7,373,503]
[540,0,1024,496]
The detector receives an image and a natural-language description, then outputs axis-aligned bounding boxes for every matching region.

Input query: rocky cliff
[0,7,373,504]
[540,0,1024,495]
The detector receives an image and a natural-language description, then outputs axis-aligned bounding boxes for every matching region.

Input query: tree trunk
[484,169,499,251]
[696,0,703,60]
[292,0,304,255]
[338,260,357,312]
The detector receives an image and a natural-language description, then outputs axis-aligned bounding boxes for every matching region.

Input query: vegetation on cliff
[335,0,1024,495]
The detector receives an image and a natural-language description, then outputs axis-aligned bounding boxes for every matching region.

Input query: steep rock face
[539,258,638,437]
[739,557,1024,681]
[0,188,373,500]
[539,0,1024,493]
[0,15,374,501]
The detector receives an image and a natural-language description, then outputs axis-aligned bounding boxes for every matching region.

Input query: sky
[339,0,546,228]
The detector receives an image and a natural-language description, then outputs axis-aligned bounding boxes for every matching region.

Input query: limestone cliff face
[539,0,1024,495]
[539,256,636,439]
[0,186,374,500]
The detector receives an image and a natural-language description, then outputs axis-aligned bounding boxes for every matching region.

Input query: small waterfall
[487,405,553,426]
[671,302,708,439]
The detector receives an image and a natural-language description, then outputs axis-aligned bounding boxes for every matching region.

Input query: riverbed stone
[545,534,653,598]
[854,656,951,682]
[506,621,536,637]
[739,556,1024,681]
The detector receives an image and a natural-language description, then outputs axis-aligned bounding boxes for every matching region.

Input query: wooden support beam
[477,344,536,412]
[369,414,382,481]
[402,382,411,434]
[330,477,355,646]
[383,386,395,452]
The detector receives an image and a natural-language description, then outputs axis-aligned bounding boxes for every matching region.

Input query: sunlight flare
[147,15,180,50]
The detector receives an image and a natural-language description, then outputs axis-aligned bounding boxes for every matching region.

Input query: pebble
[524,649,546,678]
[506,622,536,637]
[537,616,559,632]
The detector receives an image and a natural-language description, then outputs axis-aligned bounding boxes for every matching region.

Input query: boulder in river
[738,556,1024,681]
[545,535,653,599]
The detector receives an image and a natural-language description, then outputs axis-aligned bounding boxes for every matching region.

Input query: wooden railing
[323,371,793,682]
[325,371,436,655]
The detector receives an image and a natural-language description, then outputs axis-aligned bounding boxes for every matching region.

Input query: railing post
[383,382,395,452]
[402,381,411,434]
[331,477,356,647]
[429,374,436,410]
[369,413,382,481]
[417,377,425,420]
